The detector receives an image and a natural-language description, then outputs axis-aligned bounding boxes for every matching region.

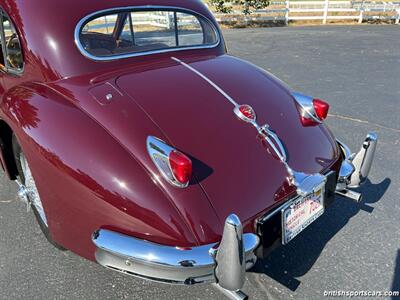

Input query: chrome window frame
[74,6,221,61]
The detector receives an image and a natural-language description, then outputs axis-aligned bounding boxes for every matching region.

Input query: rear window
[77,8,219,60]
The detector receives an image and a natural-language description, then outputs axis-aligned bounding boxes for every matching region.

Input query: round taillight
[169,150,192,185]
[313,99,330,121]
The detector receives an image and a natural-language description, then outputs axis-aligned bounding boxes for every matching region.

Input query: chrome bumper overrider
[93,215,259,291]
[336,132,378,201]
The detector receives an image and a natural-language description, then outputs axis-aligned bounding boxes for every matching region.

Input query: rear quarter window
[76,8,219,60]
[0,10,24,73]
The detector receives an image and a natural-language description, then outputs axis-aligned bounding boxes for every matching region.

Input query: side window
[0,12,23,73]
[80,15,118,56]
[176,13,203,46]
[82,14,117,35]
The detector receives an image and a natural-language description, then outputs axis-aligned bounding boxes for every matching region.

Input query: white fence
[214,0,400,24]
[85,2,400,31]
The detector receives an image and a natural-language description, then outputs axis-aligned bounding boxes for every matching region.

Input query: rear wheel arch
[11,134,66,250]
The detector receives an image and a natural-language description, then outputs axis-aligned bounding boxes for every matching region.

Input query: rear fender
[0,84,197,260]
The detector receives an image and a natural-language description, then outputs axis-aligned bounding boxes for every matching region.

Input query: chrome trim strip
[172,57,289,166]
[171,57,238,106]
[258,124,288,162]
[74,6,221,61]
[172,58,328,198]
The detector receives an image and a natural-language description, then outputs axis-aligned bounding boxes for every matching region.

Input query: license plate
[282,185,325,244]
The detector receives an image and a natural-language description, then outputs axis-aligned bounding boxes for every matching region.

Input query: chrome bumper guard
[336,132,378,201]
[92,214,259,291]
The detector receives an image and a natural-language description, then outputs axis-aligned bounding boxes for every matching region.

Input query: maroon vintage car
[0,0,377,298]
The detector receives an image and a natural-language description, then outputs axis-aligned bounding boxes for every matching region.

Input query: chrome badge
[234,104,257,123]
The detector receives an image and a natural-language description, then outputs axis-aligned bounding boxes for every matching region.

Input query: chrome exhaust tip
[335,189,362,203]
[212,283,249,300]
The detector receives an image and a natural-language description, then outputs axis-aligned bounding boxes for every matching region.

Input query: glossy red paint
[116,55,339,224]
[0,0,341,261]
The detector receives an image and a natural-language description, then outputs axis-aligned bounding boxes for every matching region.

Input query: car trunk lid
[115,55,339,223]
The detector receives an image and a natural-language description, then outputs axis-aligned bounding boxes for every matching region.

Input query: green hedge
[208,0,270,14]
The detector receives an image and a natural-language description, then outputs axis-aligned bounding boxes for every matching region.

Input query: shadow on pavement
[392,250,400,299]
[249,177,391,292]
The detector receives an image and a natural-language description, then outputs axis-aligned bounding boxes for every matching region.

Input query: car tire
[12,135,66,250]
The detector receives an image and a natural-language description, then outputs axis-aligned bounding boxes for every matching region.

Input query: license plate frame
[281,183,325,245]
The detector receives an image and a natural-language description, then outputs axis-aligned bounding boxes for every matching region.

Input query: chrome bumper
[336,132,378,201]
[92,134,376,291]
[93,215,259,291]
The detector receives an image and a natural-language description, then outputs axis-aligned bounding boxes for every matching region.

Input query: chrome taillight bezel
[292,92,324,126]
[146,136,190,188]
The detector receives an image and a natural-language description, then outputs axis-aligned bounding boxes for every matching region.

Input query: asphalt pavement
[0,25,399,300]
